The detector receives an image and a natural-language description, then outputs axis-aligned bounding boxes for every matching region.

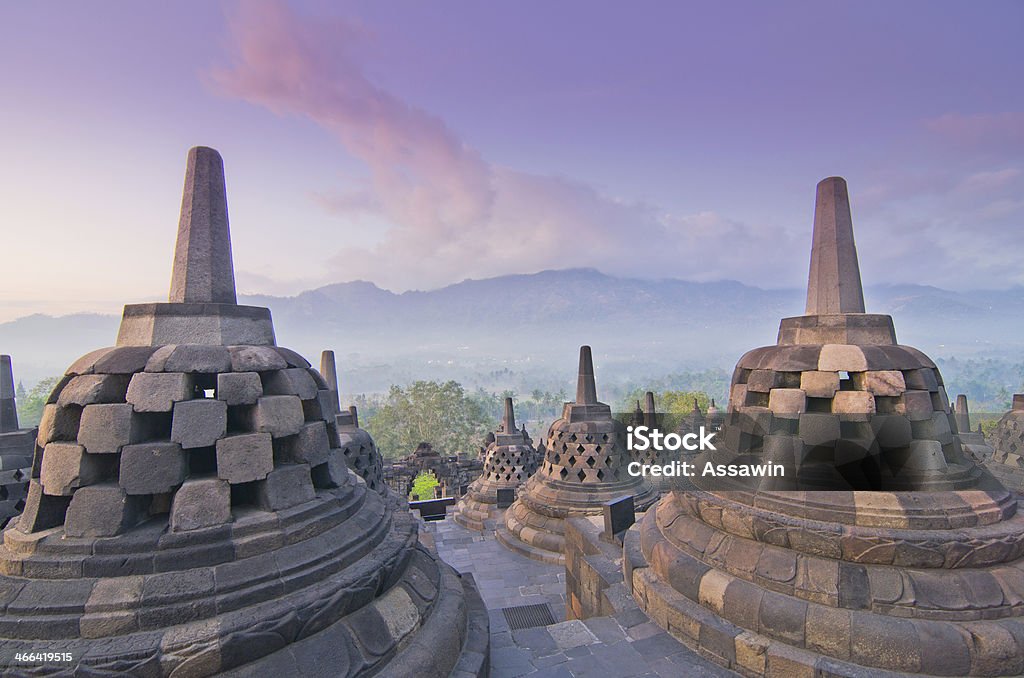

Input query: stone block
[800,371,839,398]
[171,399,227,449]
[310,449,348,488]
[163,345,232,374]
[818,344,867,372]
[78,403,149,454]
[303,389,338,422]
[247,396,304,438]
[901,439,948,471]
[275,422,330,467]
[126,372,192,412]
[216,432,273,483]
[37,403,81,444]
[93,346,158,374]
[256,464,315,511]
[872,415,913,449]
[14,480,70,533]
[495,487,515,508]
[746,370,780,393]
[40,443,110,495]
[835,438,877,467]
[911,412,953,445]
[768,388,806,415]
[853,370,905,396]
[900,391,934,421]
[57,374,131,407]
[64,483,145,537]
[904,368,939,392]
[216,372,262,406]
[228,345,288,372]
[602,495,635,538]
[832,391,876,420]
[262,368,318,400]
[119,442,187,495]
[729,384,748,411]
[798,413,841,447]
[170,477,231,531]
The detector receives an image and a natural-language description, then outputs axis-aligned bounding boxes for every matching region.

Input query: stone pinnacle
[169,146,237,304]
[805,176,866,315]
[955,394,971,434]
[320,350,341,410]
[502,397,517,432]
[576,346,598,404]
[0,355,18,432]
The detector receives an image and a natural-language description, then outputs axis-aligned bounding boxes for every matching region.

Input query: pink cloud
[209,1,799,291]
[924,112,1024,153]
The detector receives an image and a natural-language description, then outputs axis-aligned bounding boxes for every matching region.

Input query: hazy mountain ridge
[3,269,1023,389]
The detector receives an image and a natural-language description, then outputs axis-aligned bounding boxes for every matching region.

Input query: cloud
[209,1,800,291]
[924,112,1024,155]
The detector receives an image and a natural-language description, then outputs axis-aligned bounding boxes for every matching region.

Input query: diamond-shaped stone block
[171,399,227,449]
[78,403,149,454]
[216,432,273,484]
[170,477,231,531]
[119,442,187,495]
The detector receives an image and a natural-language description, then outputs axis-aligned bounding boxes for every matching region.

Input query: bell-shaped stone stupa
[499,346,656,564]
[454,397,539,530]
[627,177,1024,677]
[0,147,487,677]
[0,355,32,526]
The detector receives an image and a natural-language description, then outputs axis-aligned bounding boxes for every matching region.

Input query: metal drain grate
[502,603,555,630]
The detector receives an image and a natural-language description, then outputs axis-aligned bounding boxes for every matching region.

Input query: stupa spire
[955,394,971,433]
[320,350,341,410]
[0,355,18,432]
[805,177,865,315]
[502,397,517,432]
[576,345,598,404]
[169,146,237,304]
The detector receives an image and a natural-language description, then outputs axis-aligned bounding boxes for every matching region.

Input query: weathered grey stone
[170,399,227,449]
[320,350,342,411]
[262,368,318,400]
[78,404,149,454]
[37,403,81,444]
[169,146,237,304]
[246,396,304,438]
[768,388,806,414]
[576,346,598,404]
[216,371,262,406]
[257,464,315,511]
[119,442,187,495]
[800,371,839,398]
[64,483,144,537]
[311,448,349,488]
[126,372,192,412]
[216,432,273,483]
[14,480,70,532]
[57,374,131,407]
[227,345,287,372]
[805,177,865,315]
[276,422,330,467]
[0,355,18,432]
[163,345,232,374]
[40,443,108,495]
[169,477,231,531]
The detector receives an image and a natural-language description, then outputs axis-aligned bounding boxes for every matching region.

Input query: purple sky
[1,1,1022,321]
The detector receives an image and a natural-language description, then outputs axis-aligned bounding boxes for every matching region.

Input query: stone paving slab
[427,516,737,677]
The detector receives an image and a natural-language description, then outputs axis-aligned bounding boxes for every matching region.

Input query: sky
[1,1,1022,321]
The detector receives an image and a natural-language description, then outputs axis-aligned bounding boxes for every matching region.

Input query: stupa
[955,394,995,465]
[453,397,539,530]
[499,346,656,564]
[0,147,487,676]
[0,355,32,526]
[633,391,673,492]
[319,350,385,495]
[626,177,1024,676]
[986,394,1024,493]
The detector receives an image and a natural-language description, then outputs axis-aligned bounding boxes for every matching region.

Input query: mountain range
[3,268,1023,392]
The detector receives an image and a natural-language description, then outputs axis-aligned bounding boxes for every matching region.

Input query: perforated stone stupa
[626,177,1024,676]
[0,147,487,676]
[499,346,656,564]
[0,355,32,526]
[453,397,539,530]
[320,350,385,495]
[987,394,1024,493]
